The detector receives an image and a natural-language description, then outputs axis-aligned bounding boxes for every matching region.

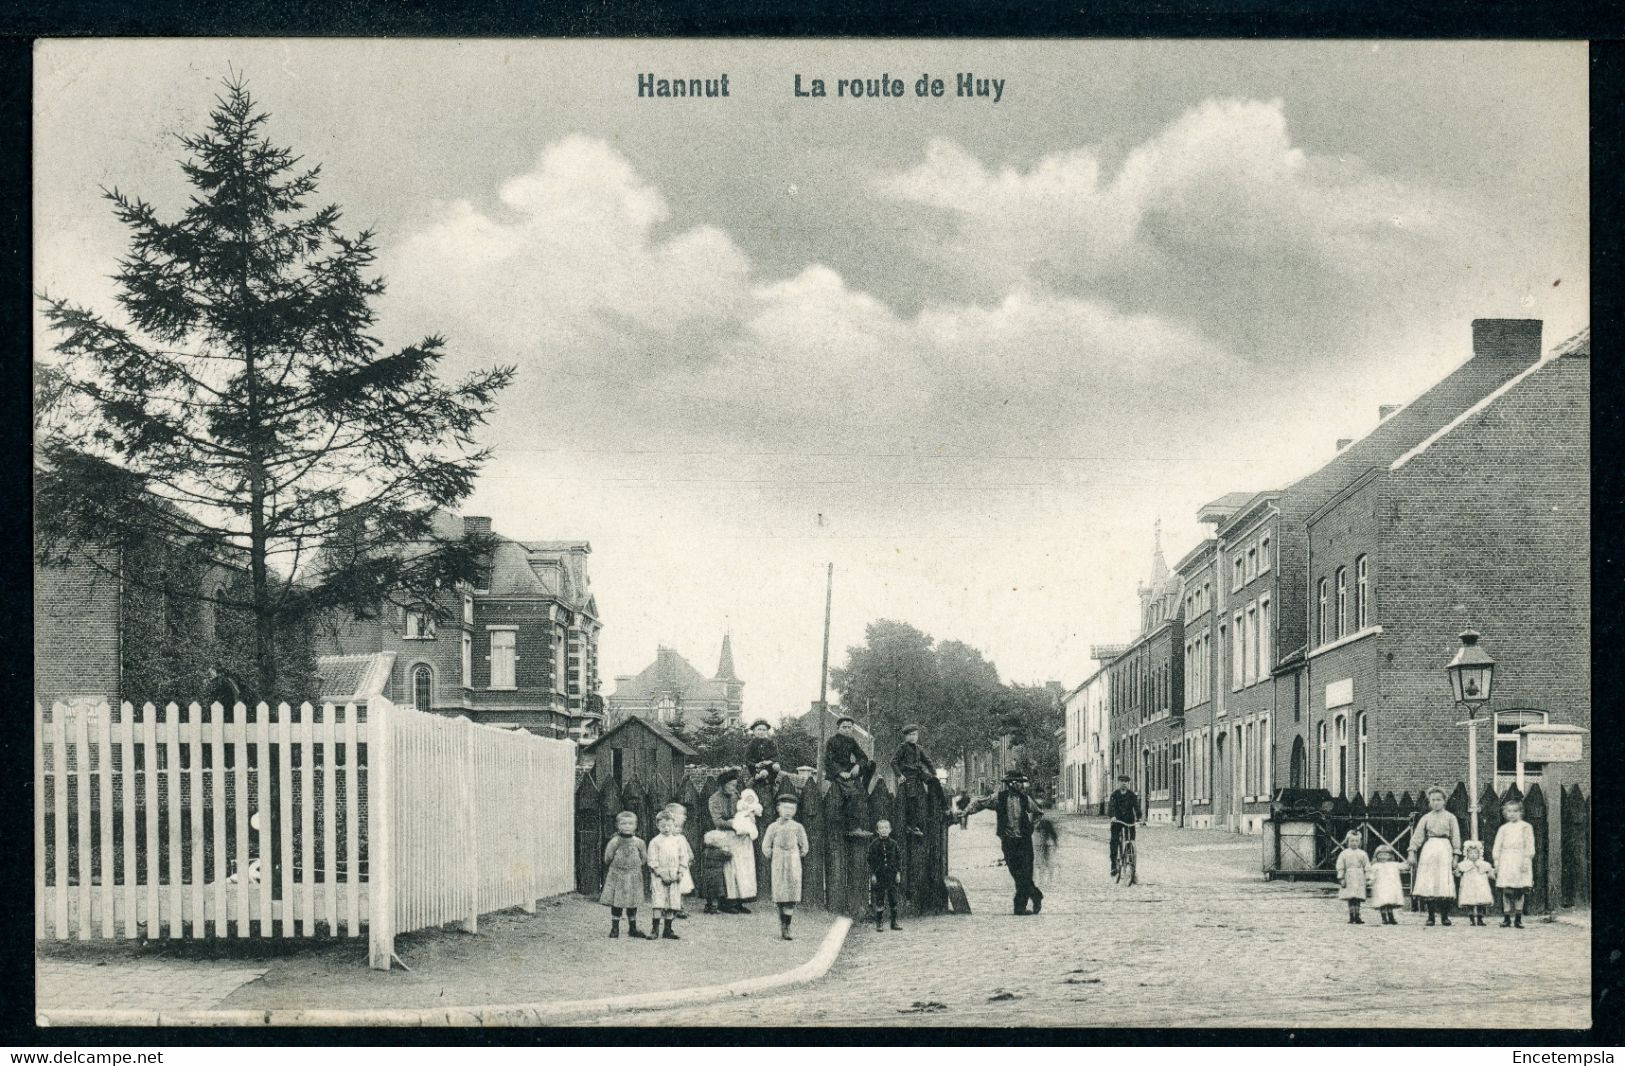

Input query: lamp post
[1445,629,1496,841]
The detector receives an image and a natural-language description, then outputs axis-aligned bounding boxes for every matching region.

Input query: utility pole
[817,562,833,784]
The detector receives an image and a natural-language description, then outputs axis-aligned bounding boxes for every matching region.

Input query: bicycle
[1111,818,1140,886]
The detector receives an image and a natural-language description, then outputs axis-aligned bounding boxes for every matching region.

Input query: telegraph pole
[817,562,833,783]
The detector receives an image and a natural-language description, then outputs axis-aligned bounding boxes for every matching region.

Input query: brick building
[316,512,604,741]
[606,638,743,728]
[1060,647,1116,814]
[1301,328,1589,799]
[1173,533,1222,829]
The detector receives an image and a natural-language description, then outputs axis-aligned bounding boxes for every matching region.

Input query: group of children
[601,793,812,942]
[1334,796,1538,928]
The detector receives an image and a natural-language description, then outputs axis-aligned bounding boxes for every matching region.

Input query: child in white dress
[647,812,694,941]
[1368,845,1407,925]
[1492,799,1536,929]
[1455,840,1496,926]
[732,787,765,840]
[1334,830,1371,925]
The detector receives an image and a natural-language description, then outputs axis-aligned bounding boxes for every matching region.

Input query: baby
[732,786,765,840]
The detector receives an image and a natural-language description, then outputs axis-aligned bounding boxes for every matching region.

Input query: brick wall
[35,553,122,706]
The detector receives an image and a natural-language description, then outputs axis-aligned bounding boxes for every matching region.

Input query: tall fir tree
[36,77,513,696]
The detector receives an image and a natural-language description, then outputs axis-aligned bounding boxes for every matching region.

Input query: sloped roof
[316,652,395,703]
[611,646,732,702]
[583,713,699,757]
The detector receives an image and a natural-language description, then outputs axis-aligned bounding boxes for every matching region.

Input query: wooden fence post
[1523,784,1550,913]
[461,716,479,933]
[367,698,395,971]
[801,779,827,910]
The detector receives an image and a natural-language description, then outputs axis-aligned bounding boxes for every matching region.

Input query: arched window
[1357,712,1369,796]
[1335,568,1348,638]
[1355,555,1369,630]
[412,664,433,710]
[1317,580,1329,646]
[1290,736,1307,788]
[1333,713,1349,796]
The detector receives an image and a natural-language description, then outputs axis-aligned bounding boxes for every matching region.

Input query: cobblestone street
[580,812,1592,1028]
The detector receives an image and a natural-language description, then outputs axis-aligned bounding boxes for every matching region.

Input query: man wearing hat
[1107,774,1143,879]
[889,724,937,837]
[823,715,875,838]
[967,770,1046,915]
[745,718,782,802]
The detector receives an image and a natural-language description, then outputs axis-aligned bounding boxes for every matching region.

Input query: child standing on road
[760,794,810,941]
[1335,830,1371,924]
[1368,845,1407,924]
[867,818,904,931]
[601,810,650,939]
[1492,800,1535,929]
[647,812,693,941]
[700,829,733,914]
[1455,840,1496,926]
[661,803,695,921]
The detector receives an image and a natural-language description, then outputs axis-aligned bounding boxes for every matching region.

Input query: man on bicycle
[1107,774,1142,878]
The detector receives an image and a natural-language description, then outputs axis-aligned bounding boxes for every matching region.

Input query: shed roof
[583,713,700,758]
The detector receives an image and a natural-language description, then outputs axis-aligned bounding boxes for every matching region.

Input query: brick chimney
[1378,404,1400,420]
[463,515,493,538]
[1471,318,1543,362]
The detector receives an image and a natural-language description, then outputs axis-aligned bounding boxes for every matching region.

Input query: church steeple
[1150,517,1169,583]
[715,632,738,681]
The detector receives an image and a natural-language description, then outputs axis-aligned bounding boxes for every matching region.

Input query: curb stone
[38,916,852,1028]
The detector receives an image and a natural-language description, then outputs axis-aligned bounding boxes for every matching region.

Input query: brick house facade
[316,512,603,741]
[1304,332,1589,799]
[1214,492,1282,834]
[1174,536,1219,829]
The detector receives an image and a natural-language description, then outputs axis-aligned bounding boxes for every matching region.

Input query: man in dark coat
[744,718,782,801]
[968,770,1046,915]
[823,716,874,838]
[890,724,937,837]
[1107,774,1143,878]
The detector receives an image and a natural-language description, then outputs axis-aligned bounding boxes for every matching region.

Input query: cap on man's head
[1118,774,1131,783]
[776,793,799,806]
[1003,770,1029,783]
[901,723,921,736]
[750,718,772,731]
[716,768,739,786]
[836,715,856,726]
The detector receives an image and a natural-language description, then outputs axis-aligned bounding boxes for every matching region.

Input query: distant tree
[691,709,747,769]
[774,715,819,770]
[829,620,939,750]
[666,707,691,743]
[999,683,1064,792]
[35,76,512,697]
[932,639,1004,779]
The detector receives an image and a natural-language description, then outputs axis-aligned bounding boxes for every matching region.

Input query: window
[1357,712,1368,796]
[655,695,676,722]
[1333,713,1349,796]
[1355,555,1369,630]
[1202,580,1211,613]
[1262,716,1273,797]
[1259,596,1272,677]
[489,628,516,689]
[1318,721,1329,788]
[1317,579,1329,646]
[205,583,225,642]
[1335,567,1348,638]
[1245,542,1257,581]
[1244,721,1255,796]
[1259,532,1272,574]
[1494,710,1549,790]
[553,626,567,693]
[1233,554,1245,591]
[1232,611,1245,691]
[462,594,474,625]
[405,605,436,640]
[1245,602,1259,686]
[461,632,472,688]
[411,664,432,710]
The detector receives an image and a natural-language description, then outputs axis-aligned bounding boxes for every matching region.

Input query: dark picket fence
[1268,780,1589,911]
[574,768,951,919]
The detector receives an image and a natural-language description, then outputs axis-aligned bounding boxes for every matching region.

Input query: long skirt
[1412,838,1456,899]
[724,834,758,900]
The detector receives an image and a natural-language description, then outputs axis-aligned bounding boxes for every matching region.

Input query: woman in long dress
[706,771,756,913]
[1407,786,1462,926]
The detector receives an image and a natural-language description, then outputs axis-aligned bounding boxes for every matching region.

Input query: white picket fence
[34,697,576,970]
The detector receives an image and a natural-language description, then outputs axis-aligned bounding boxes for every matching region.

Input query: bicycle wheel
[1122,841,1137,886]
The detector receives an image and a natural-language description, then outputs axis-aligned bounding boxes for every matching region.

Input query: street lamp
[1445,629,1496,840]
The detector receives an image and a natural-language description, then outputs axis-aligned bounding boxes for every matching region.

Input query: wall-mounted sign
[1521,729,1584,764]
[1325,678,1354,708]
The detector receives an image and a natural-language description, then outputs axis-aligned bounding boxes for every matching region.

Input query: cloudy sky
[34,39,1588,719]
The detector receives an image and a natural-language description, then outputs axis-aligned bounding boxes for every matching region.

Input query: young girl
[700,829,733,914]
[760,793,810,941]
[661,802,695,920]
[1368,845,1407,924]
[1408,786,1462,926]
[1455,840,1497,926]
[601,810,650,939]
[732,787,765,841]
[646,812,693,941]
[1492,799,1536,929]
[1334,830,1371,924]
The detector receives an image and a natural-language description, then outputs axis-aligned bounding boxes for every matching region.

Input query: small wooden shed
[583,714,698,788]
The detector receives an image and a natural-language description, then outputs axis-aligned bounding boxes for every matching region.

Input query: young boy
[866,819,904,931]
[890,725,938,837]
